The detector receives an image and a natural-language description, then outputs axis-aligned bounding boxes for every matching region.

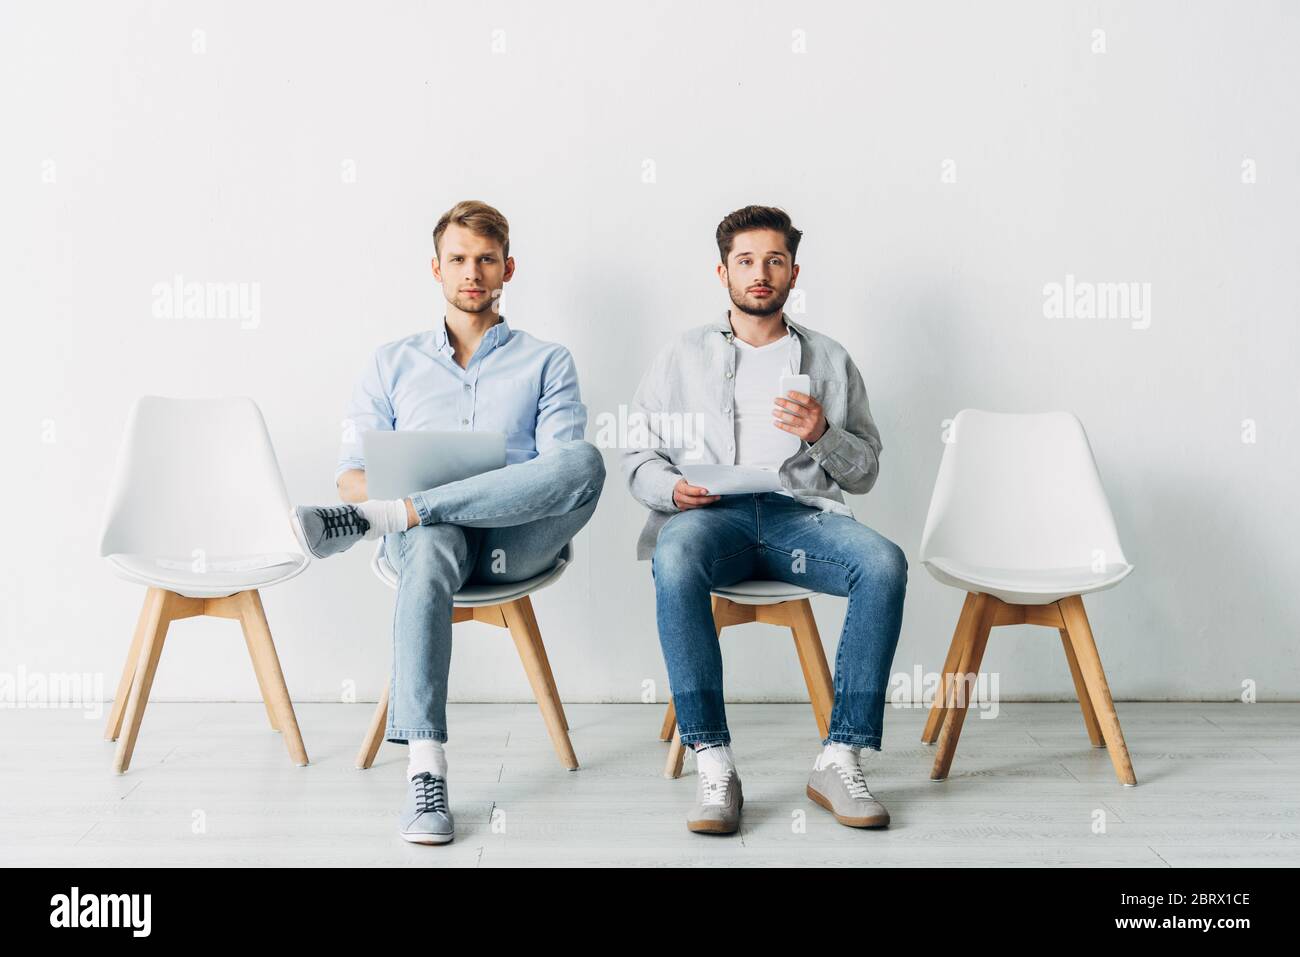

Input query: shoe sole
[805,784,890,828]
[687,818,739,835]
[399,830,455,845]
[687,794,743,834]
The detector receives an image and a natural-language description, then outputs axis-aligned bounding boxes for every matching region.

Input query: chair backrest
[919,410,1127,571]
[100,396,303,560]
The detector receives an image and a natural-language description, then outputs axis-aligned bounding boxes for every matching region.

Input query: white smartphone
[779,373,811,399]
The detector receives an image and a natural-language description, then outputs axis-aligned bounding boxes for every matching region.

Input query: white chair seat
[372,541,571,608]
[711,580,818,606]
[106,553,309,599]
[923,556,1134,605]
[919,410,1133,605]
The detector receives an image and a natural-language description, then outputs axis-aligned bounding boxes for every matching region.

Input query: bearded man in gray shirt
[622,205,907,836]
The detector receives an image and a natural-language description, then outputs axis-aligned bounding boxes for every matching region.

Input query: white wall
[3,0,1297,707]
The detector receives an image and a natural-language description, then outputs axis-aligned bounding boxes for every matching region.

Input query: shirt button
[723,407,730,414]
[461,419,469,425]
[725,371,733,379]
[463,384,471,392]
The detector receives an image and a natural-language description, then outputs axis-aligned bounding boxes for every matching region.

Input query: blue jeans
[383,439,605,744]
[652,492,907,750]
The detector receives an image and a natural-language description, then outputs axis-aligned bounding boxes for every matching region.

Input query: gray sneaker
[289,504,370,559]
[399,772,455,845]
[807,755,890,828]
[687,762,743,835]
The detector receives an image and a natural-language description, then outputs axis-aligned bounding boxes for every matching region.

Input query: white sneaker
[807,745,890,828]
[686,746,743,834]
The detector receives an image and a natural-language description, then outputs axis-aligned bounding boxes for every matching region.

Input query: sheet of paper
[679,464,784,495]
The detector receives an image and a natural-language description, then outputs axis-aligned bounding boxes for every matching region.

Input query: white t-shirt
[733,335,800,487]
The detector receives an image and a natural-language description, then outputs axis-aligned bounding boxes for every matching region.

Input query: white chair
[659,581,832,779]
[919,409,1137,786]
[355,539,579,771]
[100,396,310,773]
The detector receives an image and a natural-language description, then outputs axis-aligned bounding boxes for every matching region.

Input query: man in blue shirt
[290,201,605,845]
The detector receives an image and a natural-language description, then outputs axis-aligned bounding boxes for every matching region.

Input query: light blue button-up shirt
[335,317,587,481]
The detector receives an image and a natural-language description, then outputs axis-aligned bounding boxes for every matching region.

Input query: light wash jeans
[383,439,605,744]
[651,492,908,750]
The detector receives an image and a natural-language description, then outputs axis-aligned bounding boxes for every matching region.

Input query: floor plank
[2,703,1297,866]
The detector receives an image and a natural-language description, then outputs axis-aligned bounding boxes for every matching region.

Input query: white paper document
[678,464,784,495]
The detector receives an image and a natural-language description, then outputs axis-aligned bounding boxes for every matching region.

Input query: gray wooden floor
[3,702,1298,867]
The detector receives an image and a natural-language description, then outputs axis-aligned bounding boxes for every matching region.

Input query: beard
[727,282,789,317]
[449,290,500,314]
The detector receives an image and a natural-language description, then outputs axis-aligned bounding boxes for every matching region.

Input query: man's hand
[336,468,369,504]
[672,477,720,510]
[773,390,828,444]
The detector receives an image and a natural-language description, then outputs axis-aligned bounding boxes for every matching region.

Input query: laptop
[363,430,507,500]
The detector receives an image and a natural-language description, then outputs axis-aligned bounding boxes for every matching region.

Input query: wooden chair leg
[501,595,578,770]
[237,590,309,767]
[1058,596,1136,786]
[659,698,677,742]
[234,604,281,733]
[930,592,998,781]
[356,685,390,770]
[785,599,834,739]
[529,621,570,732]
[923,592,978,744]
[664,726,686,779]
[1060,627,1105,747]
[105,589,157,741]
[113,588,172,773]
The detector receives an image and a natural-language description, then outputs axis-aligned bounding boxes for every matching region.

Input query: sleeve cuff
[334,459,365,482]
[652,468,682,512]
[807,421,846,464]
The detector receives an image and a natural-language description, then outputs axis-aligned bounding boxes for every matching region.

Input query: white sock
[356,499,410,539]
[407,739,447,779]
[694,743,737,779]
[815,741,861,771]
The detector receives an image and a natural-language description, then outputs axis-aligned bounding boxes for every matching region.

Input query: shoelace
[414,773,448,815]
[831,761,873,800]
[316,505,369,540]
[699,766,734,806]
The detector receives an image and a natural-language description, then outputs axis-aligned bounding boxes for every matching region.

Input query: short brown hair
[716,205,803,263]
[433,200,510,259]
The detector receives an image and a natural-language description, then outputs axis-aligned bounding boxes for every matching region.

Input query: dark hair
[715,205,803,263]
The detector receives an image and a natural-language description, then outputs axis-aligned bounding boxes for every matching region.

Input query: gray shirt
[621,310,883,560]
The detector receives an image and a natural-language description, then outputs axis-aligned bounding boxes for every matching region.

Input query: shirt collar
[715,309,804,341]
[434,316,511,360]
